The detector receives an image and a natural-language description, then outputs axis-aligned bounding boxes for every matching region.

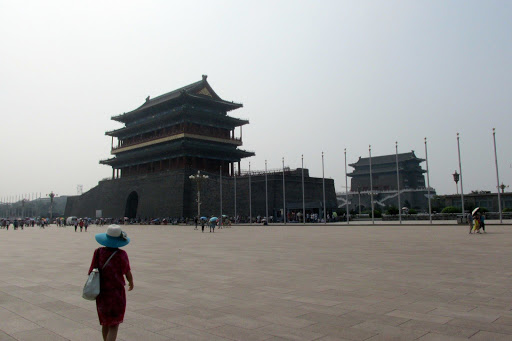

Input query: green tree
[441,206,461,213]
[386,206,399,215]
[374,209,382,218]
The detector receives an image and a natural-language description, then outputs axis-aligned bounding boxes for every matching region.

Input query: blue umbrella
[200,216,207,221]
[209,217,218,222]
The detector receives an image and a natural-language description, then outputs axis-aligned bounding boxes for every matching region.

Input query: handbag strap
[101,250,118,270]
[94,248,100,269]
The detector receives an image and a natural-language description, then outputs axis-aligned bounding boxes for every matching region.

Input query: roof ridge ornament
[202,75,208,81]
[145,96,150,102]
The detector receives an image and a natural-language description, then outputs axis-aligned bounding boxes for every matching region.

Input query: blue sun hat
[95,224,130,248]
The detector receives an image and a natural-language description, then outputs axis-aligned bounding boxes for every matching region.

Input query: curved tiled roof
[349,151,424,167]
[111,76,242,123]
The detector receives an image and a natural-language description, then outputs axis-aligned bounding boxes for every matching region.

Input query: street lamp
[499,182,509,194]
[21,198,27,218]
[452,171,459,194]
[357,187,361,216]
[189,171,209,220]
[47,191,57,220]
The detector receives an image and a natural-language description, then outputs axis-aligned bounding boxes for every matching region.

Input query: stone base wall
[339,190,434,212]
[64,169,337,219]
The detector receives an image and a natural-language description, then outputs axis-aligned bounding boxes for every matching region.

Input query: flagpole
[302,155,305,224]
[249,162,252,225]
[322,152,326,224]
[493,128,503,223]
[369,145,374,224]
[220,166,222,227]
[424,137,432,224]
[282,157,286,224]
[396,142,401,224]
[265,160,268,224]
[344,148,349,225]
[234,165,237,224]
[457,133,465,217]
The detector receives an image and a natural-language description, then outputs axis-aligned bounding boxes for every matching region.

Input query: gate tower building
[348,151,426,191]
[101,75,254,178]
[341,151,434,211]
[65,76,337,219]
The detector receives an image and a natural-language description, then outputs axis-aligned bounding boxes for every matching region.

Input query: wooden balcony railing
[112,131,242,151]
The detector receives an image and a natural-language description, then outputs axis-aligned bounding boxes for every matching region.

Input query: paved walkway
[0,223,511,340]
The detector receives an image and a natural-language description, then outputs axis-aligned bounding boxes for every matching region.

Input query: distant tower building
[341,151,434,211]
[348,151,426,191]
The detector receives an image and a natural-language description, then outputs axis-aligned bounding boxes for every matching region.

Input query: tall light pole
[424,137,432,224]
[452,171,459,194]
[369,145,374,224]
[456,133,465,217]
[220,166,223,227]
[189,171,209,220]
[396,142,401,224]
[358,187,361,216]
[21,199,27,218]
[493,128,503,223]
[499,183,509,194]
[249,162,252,224]
[282,157,286,224]
[322,152,326,224]
[301,155,305,224]
[47,191,57,220]
[234,165,237,224]
[265,160,268,224]
[344,149,349,225]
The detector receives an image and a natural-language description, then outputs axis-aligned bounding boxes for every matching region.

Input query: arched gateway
[124,191,138,219]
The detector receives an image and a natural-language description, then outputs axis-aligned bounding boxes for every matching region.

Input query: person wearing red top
[89,225,134,341]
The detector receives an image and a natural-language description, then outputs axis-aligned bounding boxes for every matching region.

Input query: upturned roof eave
[111,76,242,122]
[349,152,425,167]
[106,112,249,137]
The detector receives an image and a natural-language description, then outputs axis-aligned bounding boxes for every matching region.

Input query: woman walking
[88,225,133,341]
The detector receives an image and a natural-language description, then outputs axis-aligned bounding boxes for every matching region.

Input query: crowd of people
[0,218,51,229]
[468,209,486,234]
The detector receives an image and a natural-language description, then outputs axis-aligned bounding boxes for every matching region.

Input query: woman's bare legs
[102,325,108,341]
[102,325,119,341]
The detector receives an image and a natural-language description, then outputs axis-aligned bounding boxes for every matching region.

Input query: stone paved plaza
[1,222,512,341]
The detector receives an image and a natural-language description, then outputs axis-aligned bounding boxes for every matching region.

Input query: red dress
[89,247,131,326]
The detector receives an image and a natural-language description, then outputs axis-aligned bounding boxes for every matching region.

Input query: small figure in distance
[480,212,486,233]
[467,212,474,234]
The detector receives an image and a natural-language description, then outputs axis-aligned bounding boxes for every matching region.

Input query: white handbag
[82,249,118,300]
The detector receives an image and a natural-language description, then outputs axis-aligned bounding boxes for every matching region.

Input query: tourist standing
[467,212,474,234]
[89,225,133,341]
[472,212,481,234]
[74,220,78,232]
[480,213,486,233]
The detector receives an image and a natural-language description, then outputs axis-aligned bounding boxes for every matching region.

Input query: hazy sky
[1,1,510,199]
